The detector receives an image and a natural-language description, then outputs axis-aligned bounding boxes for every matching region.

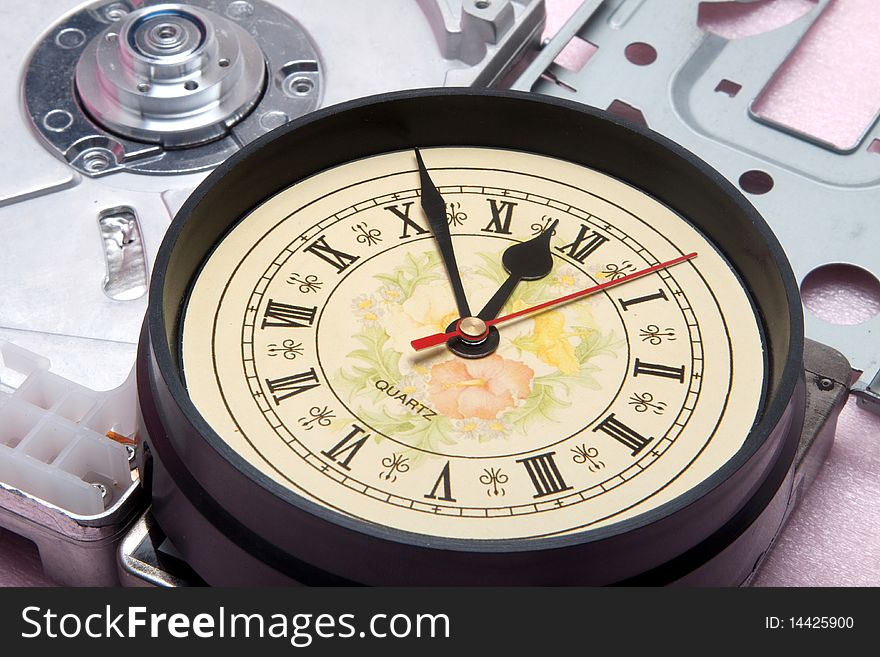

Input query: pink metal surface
[0,0,877,586]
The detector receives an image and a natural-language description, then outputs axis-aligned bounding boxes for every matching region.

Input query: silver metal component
[4,0,544,381]
[518,0,878,390]
[852,368,880,416]
[75,4,266,147]
[0,480,141,586]
[98,206,148,302]
[91,481,110,502]
[25,0,322,177]
[118,509,198,587]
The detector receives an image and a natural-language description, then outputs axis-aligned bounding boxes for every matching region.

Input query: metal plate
[516,0,879,392]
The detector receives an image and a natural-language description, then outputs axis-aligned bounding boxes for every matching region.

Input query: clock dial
[180,147,765,540]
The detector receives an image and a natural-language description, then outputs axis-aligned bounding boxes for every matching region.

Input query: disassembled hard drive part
[23,0,544,178]
[98,206,149,302]
[1,1,546,583]
[25,0,321,176]
[75,3,267,147]
[516,0,880,399]
[4,0,545,377]
[853,370,880,415]
[0,341,141,586]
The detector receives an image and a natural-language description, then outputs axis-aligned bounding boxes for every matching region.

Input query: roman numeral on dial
[593,414,652,456]
[304,235,359,273]
[322,424,369,470]
[385,202,429,239]
[261,299,317,329]
[424,461,456,502]
[517,451,572,498]
[618,288,668,311]
[633,358,685,383]
[482,199,517,234]
[555,224,608,263]
[265,368,320,404]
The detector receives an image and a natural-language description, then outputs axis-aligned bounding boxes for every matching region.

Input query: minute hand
[414,148,471,317]
[411,252,698,351]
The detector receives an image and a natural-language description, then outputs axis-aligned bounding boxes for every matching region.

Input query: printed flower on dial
[386,281,459,353]
[428,354,534,420]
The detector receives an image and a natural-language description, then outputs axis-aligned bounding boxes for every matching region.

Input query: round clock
[136,89,805,585]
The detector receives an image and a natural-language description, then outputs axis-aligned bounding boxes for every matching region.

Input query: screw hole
[55,28,86,49]
[103,3,129,21]
[184,80,199,91]
[82,150,112,173]
[286,76,313,96]
[738,170,774,195]
[475,0,491,8]
[43,109,73,133]
[624,42,657,66]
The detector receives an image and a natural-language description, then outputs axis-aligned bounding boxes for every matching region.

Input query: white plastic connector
[0,340,135,516]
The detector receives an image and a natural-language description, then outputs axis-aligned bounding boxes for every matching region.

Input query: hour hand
[414,148,471,317]
[477,220,557,321]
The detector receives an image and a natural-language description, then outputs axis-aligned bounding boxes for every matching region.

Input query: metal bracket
[516,0,878,395]
[852,370,880,415]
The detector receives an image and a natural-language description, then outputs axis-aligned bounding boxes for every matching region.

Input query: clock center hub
[458,316,488,339]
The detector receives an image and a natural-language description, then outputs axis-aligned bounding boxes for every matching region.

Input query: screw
[91,482,110,501]
[283,75,313,97]
[82,149,112,173]
[103,2,130,21]
[259,110,289,130]
[226,1,255,20]
[817,377,834,391]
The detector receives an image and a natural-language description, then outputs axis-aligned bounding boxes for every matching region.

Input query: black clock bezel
[137,89,805,585]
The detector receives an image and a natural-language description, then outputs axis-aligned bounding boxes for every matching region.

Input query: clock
[136,89,805,585]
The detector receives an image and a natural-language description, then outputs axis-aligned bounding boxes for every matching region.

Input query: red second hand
[411,252,698,351]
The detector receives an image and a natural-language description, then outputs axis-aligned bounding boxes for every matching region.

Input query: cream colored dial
[181,147,765,540]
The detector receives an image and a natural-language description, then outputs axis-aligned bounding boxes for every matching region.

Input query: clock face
[180,147,765,541]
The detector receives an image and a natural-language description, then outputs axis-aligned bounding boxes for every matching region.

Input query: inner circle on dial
[312,234,630,459]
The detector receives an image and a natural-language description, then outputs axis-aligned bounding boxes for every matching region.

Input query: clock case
[133,89,845,585]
